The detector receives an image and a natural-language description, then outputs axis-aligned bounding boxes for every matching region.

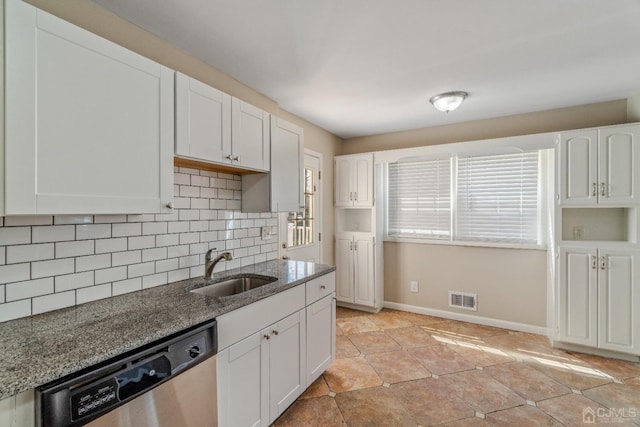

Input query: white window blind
[388,158,451,239]
[456,151,539,243]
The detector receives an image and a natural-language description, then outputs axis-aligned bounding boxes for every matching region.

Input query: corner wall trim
[383,301,548,336]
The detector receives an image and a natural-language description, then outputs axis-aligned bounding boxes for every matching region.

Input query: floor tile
[391,378,475,426]
[626,376,640,388]
[323,357,382,393]
[274,395,345,427]
[334,386,414,427]
[347,330,401,354]
[484,361,572,402]
[385,325,439,349]
[436,417,491,427]
[439,370,526,413]
[483,332,566,361]
[336,335,360,359]
[485,405,563,427]
[336,307,367,319]
[385,309,445,326]
[582,383,640,423]
[366,350,430,384]
[571,352,640,381]
[408,344,476,375]
[336,326,344,336]
[446,339,514,367]
[336,316,380,335]
[366,311,413,329]
[537,393,608,426]
[424,319,509,340]
[300,375,330,399]
[525,358,614,390]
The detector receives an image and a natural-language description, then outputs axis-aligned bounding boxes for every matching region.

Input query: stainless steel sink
[189,275,278,298]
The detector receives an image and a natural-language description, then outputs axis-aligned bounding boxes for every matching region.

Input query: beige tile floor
[274,307,640,426]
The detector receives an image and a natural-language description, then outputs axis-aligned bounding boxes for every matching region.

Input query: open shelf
[336,208,373,233]
[561,207,637,243]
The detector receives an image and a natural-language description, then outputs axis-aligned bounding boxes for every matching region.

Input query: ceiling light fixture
[429,91,468,113]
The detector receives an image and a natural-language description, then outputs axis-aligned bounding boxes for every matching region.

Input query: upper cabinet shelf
[175,72,270,173]
[558,124,640,206]
[2,0,174,215]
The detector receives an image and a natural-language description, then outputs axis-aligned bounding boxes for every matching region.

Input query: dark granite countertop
[0,260,335,399]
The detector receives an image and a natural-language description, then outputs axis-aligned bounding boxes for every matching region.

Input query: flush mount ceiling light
[429,91,468,113]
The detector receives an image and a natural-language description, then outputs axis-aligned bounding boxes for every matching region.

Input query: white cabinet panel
[354,156,374,207]
[354,236,374,306]
[560,130,598,205]
[5,0,173,214]
[175,72,231,163]
[231,98,270,171]
[598,125,640,205]
[335,157,353,207]
[598,249,640,353]
[335,235,355,303]
[334,154,373,207]
[306,293,336,385]
[336,233,375,308]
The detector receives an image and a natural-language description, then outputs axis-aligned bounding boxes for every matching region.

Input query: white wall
[628,92,640,122]
[0,168,278,322]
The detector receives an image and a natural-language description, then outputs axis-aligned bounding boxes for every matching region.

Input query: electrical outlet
[573,226,585,240]
[410,281,419,293]
[261,227,271,240]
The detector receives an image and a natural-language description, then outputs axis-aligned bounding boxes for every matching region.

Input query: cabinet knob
[320,285,326,290]
[272,330,279,336]
[264,334,271,340]
[166,202,174,209]
[233,156,239,161]
[592,182,597,197]
[600,182,607,197]
[592,255,597,269]
[226,154,233,161]
[282,256,290,260]
[600,256,606,270]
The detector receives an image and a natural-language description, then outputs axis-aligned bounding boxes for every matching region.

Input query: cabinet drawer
[218,285,305,350]
[305,272,336,305]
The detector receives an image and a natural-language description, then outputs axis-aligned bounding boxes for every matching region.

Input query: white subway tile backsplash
[0,300,32,322]
[0,227,31,245]
[32,258,75,279]
[0,170,278,322]
[6,277,54,301]
[32,225,75,243]
[7,243,54,264]
[76,224,111,240]
[56,240,94,258]
[0,264,31,284]
[77,284,112,304]
[32,291,75,315]
[55,271,94,292]
[112,278,142,296]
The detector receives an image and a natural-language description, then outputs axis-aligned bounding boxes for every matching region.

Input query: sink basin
[189,275,278,298]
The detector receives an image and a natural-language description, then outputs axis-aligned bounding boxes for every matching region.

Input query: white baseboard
[383,301,548,336]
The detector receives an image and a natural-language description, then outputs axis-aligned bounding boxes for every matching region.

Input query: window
[286,167,315,247]
[386,150,545,246]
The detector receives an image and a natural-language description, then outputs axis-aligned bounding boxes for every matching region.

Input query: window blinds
[456,152,539,243]
[387,158,451,239]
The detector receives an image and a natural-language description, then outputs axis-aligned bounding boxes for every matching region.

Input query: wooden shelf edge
[174,157,264,176]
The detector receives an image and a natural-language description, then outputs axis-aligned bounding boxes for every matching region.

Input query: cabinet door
[231,98,270,171]
[5,0,173,214]
[353,155,374,207]
[335,236,354,303]
[335,157,354,207]
[598,249,640,354]
[269,310,306,423]
[217,332,269,427]
[306,293,336,385]
[559,130,598,205]
[598,125,640,205]
[557,247,598,347]
[270,117,304,212]
[354,235,375,307]
[175,72,231,164]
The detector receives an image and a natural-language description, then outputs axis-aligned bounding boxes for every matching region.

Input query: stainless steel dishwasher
[37,320,217,427]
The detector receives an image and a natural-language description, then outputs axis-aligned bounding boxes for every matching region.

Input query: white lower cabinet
[306,293,336,385]
[336,233,375,307]
[558,246,640,355]
[0,391,35,427]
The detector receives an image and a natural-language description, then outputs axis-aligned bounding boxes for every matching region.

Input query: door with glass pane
[280,151,322,262]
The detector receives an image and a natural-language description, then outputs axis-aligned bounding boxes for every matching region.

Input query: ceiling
[94,0,640,139]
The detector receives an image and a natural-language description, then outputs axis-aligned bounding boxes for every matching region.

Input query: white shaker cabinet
[558,246,640,354]
[175,72,231,164]
[231,98,270,171]
[559,124,640,206]
[335,233,375,307]
[3,0,174,215]
[305,273,336,385]
[335,154,374,207]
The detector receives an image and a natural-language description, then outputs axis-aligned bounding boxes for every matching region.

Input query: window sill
[383,236,547,251]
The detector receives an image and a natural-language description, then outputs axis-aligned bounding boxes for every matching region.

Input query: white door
[354,234,375,307]
[353,154,374,207]
[306,293,336,385]
[558,247,598,346]
[598,125,640,205]
[269,310,306,423]
[280,150,323,262]
[231,98,270,171]
[559,130,598,205]
[175,72,231,164]
[335,235,354,303]
[335,156,354,207]
[217,332,269,427]
[598,249,640,353]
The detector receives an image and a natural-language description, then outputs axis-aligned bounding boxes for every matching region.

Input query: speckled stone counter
[0,260,335,399]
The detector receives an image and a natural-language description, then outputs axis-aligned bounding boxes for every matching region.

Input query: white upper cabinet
[559,124,640,206]
[175,72,231,164]
[335,154,374,207]
[231,98,270,171]
[3,0,174,215]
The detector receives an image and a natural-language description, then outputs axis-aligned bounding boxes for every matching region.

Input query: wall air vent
[449,291,477,311]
